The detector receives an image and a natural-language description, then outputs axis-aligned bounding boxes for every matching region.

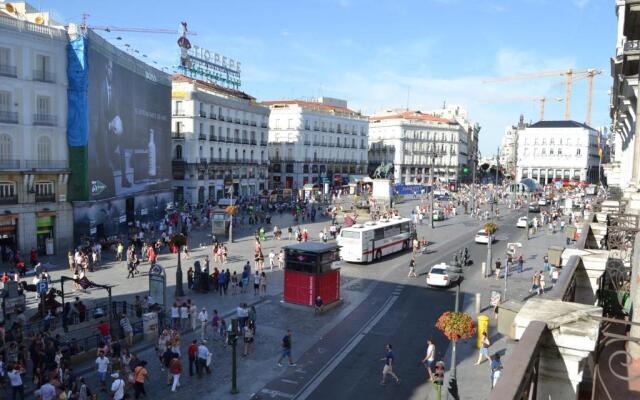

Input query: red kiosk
[283,242,341,307]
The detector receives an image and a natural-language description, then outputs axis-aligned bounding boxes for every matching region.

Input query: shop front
[0,214,17,263]
[36,213,56,255]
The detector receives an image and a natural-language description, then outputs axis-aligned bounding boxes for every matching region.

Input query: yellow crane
[480,96,563,121]
[483,68,602,124]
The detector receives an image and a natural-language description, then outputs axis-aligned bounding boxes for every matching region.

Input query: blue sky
[41,0,615,156]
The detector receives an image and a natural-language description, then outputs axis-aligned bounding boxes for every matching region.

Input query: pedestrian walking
[491,353,503,388]
[408,258,417,278]
[7,364,25,400]
[198,308,208,341]
[380,344,400,385]
[260,272,267,297]
[475,332,492,365]
[189,300,198,331]
[95,350,110,392]
[120,314,134,347]
[277,330,296,367]
[196,342,211,377]
[517,254,524,273]
[421,338,435,381]
[169,354,182,392]
[110,371,125,400]
[254,271,261,295]
[187,339,197,377]
[539,272,546,295]
[433,361,445,399]
[530,272,541,293]
[543,255,550,276]
[551,267,559,284]
[495,259,502,280]
[133,360,148,399]
[243,321,256,356]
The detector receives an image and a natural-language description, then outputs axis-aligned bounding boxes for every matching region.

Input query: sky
[35,0,616,156]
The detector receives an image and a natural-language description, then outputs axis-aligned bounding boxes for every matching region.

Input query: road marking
[293,295,399,399]
[281,379,299,384]
[260,388,295,399]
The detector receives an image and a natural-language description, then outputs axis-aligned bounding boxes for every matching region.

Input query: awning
[348,175,367,183]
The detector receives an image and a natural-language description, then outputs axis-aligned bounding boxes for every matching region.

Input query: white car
[474,229,494,244]
[426,263,458,287]
[538,199,547,206]
[516,216,529,228]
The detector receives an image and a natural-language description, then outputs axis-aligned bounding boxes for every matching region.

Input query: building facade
[499,115,527,179]
[515,121,601,185]
[606,0,639,191]
[0,7,72,256]
[368,110,469,185]
[172,75,269,203]
[264,98,368,190]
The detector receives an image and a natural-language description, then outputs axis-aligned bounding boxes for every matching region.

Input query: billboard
[87,44,171,200]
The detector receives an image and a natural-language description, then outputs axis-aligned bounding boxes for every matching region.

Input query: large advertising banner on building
[87,46,171,200]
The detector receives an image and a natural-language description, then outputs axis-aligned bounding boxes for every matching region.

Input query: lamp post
[448,276,463,400]
[228,186,234,243]
[229,318,239,394]
[171,234,186,298]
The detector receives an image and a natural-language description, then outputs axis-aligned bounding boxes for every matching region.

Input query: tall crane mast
[76,13,197,35]
[483,68,601,123]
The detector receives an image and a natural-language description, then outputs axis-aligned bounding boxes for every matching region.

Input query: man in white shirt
[7,365,24,400]
[39,379,57,400]
[196,342,211,377]
[95,351,110,392]
[110,372,125,400]
[421,338,436,381]
[198,308,209,341]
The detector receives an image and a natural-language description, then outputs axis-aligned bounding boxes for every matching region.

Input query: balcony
[0,64,17,78]
[209,134,217,141]
[35,193,56,203]
[23,160,69,170]
[624,39,640,54]
[234,118,241,124]
[241,139,249,144]
[250,121,257,127]
[209,114,217,120]
[304,141,311,146]
[0,195,17,205]
[242,120,249,125]
[198,134,207,141]
[260,140,268,146]
[172,132,185,139]
[261,123,268,128]
[32,69,56,83]
[172,111,187,117]
[0,111,18,124]
[199,157,208,164]
[33,113,57,126]
[250,139,257,145]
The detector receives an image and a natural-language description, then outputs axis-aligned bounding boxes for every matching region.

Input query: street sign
[37,280,49,295]
[91,180,107,196]
[148,264,166,307]
[490,290,501,307]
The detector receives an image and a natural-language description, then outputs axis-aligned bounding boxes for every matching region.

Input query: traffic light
[463,166,469,174]
[448,378,459,399]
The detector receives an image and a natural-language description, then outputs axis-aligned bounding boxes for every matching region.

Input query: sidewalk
[445,221,572,399]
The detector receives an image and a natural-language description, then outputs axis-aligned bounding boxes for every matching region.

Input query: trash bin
[548,246,565,267]
[497,300,523,339]
[477,315,490,349]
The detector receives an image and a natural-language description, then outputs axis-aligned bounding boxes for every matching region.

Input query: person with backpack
[276,330,296,367]
[110,371,125,400]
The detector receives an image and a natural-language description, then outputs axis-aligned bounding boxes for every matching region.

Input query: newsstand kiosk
[283,242,341,306]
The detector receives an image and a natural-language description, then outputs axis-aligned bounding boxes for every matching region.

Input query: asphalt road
[302,207,525,400]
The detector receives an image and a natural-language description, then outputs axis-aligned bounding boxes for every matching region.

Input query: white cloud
[573,0,590,9]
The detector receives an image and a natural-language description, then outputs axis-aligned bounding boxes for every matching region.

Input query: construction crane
[483,68,602,124]
[76,14,197,35]
[481,96,563,121]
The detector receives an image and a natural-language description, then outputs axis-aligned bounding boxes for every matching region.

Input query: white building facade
[264,98,368,190]
[516,121,601,185]
[500,126,518,178]
[606,0,639,191]
[0,5,72,256]
[368,110,469,185]
[171,75,269,204]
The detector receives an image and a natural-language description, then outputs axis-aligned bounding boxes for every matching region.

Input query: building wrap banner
[87,44,172,200]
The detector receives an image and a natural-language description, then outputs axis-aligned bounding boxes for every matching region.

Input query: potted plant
[484,222,498,235]
[436,311,476,342]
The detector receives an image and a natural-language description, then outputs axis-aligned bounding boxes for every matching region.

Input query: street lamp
[448,275,464,400]
[171,233,187,298]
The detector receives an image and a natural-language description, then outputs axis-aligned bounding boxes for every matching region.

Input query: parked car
[528,204,541,213]
[426,263,459,287]
[516,216,529,228]
[538,199,547,206]
[432,209,446,221]
[474,229,495,244]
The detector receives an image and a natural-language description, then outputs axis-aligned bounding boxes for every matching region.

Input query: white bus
[337,216,414,263]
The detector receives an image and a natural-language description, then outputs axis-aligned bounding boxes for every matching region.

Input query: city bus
[337,216,414,263]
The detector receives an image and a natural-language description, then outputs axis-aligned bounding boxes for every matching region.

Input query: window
[0,134,13,160]
[35,181,54,196]
[37,136,51,161]
[274,119,280,129]
[558,148,562,155]
[0,90,11,112]
[341,230,360,239]
[576,148,581,156]
[175,145,182,159]
[287,119,292,129]
[0,47,10,66]
[549,148,554,155]
[0,181,16,200]
[174,101,182,115]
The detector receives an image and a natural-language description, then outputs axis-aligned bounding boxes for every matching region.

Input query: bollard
[477,315,490,349]
[481,262,486,278]
[475,293,481,316]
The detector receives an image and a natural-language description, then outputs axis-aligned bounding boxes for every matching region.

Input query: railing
[0,110,19,124]
[260,140,268,146]
[33,69,56,83]
[33,113,57,126]
[304,141,311,145]
[172,132,185,139]
[172,111,187,117]
[199,134,207,140]
[209,114,217,120]
[547,255,579,302]
[624,39,640,54]
[0,64,17,77]
[250,121,257,126]
[489,321,547,400]
[250,139,257,145]
[199,111,207,118]
[0,195,17,205]
[209,134,217,141]
[35,193,56,203]
[261,123,268,128]
[23,159,69,170]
